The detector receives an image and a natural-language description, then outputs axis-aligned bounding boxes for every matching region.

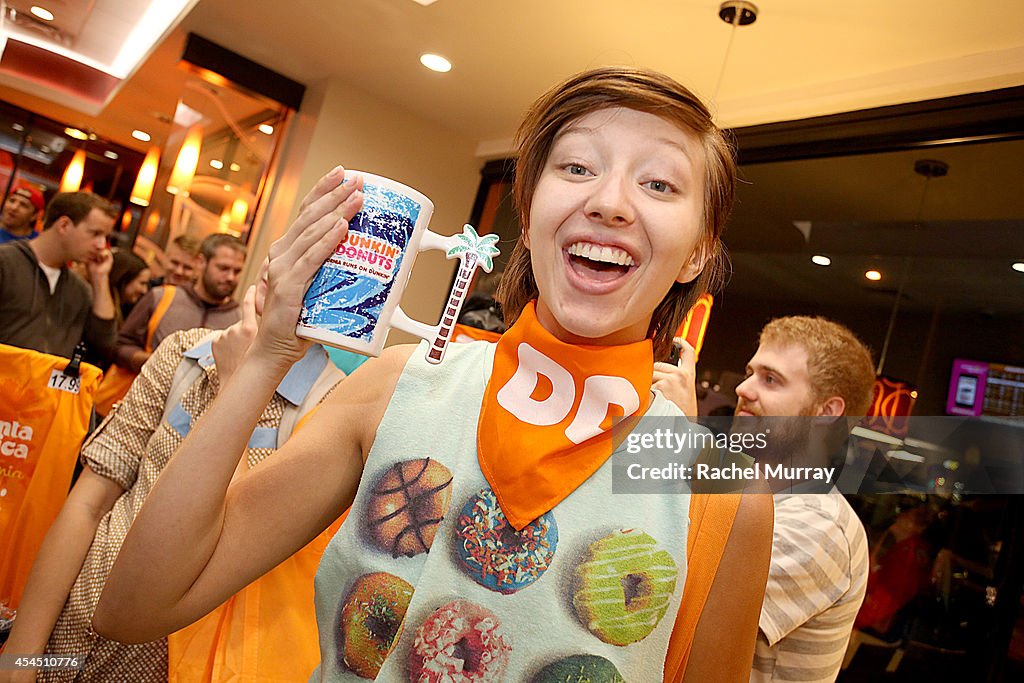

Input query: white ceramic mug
[296,171,499,364]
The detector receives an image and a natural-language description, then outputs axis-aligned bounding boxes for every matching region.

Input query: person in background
[112,234,245,373]
[150,234,200,287]
[0,274,344,682]
[108,249,151,329]
[733,316,874,683]
[0,182,45,244]
[0,191,115,359]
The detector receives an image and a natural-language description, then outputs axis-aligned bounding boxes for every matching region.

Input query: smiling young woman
[93,67,770,683]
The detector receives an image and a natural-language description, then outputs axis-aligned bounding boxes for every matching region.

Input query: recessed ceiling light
[1013,262,1024,273]
[132,129,151,142]
[811,255,831,267]
[229,162,241,172]
[30,6,54,22]
[12,123,25,132]
[209,159,224,170]
[64,127,88,140]
[104,150,119,159]
[420,53,452,73]
[223,184,231,192]
[257,123,274,135]
[865,270,882,281]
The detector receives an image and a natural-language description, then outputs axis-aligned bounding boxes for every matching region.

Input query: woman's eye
[645,180,672,193]
[566,164,589,176]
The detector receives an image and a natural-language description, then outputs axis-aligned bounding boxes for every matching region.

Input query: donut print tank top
[311,341,692,682]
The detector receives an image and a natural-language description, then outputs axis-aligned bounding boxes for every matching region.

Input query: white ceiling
[179,0,1024,151]
[2,0,1021,318]
[4,0,1023,154]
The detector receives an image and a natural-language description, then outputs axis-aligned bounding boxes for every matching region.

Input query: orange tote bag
[0,344,102,609]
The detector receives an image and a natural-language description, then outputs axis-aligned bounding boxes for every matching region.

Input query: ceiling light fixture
[1013,262,1024,273]
[110,1,195,78]
[29,6,54,21]
[811,255,831,267]
[130,146,161,206]
[865,270,882,281]
[229,162,241,172]
[166,125,203,196]
[103,150,119,160]
[59,149,87,193]
[714,1,758,100]
[132,129,151,142]
[12,123,25,132]
[875,159,948,377]
[420,53,452,73]
[257,123,274,135]
[209,159,224,170]
[64,127,88,140]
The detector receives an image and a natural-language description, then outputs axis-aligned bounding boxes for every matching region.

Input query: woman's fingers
[271,168,363,258]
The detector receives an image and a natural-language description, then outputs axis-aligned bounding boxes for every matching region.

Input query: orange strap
[94,286,176,416]
[664,493,742,682]
[145,285,177,352]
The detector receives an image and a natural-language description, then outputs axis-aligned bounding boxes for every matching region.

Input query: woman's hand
[212,284,259,384]
[653,338,698,418]
[255,167,364,366]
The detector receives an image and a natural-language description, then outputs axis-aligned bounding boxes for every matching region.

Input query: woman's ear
[676,239,712,284]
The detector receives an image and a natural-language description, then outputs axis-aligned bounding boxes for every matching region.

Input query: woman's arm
[1,468,123,660]
[92,167,374,642]
[682,491,774,682]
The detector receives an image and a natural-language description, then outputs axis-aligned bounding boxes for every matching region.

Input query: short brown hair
[496,66,736,359]
[760,316,876,417]
[199,233,246,260]
[171,234,201,256]
[43,192,117,230]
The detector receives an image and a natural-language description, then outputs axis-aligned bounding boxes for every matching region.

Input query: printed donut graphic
[366,458,453,558]
[339,572,414,678]
[408,599,511,682]
[455,488,557,593]
[531,654,626,682]
[572,529,678,646]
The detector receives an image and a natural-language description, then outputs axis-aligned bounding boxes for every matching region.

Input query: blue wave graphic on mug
[300,183,423,343]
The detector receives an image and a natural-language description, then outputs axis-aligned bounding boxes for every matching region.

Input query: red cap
[11,182,45,212]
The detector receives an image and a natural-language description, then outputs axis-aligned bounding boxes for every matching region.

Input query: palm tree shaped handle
[425,225,500,364]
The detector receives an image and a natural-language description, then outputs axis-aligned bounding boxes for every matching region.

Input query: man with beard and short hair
[732,316,874,683]
[0,181,45,244]
[112,234,245,373]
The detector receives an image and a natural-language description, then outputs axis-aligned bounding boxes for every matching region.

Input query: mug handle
[390,224,500,364]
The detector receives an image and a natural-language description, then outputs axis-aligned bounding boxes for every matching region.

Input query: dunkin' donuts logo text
[331,232,400,281]
[0,419,33,459]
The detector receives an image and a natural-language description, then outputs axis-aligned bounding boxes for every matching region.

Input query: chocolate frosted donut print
[366,458,454,558]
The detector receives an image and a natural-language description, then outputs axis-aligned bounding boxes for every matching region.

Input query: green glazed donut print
[531,654,626,682]
[572,529,678,646]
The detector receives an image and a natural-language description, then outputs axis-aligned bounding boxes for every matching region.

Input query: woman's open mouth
[564,241,636,286]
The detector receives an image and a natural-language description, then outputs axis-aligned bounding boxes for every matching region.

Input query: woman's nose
[583,175,635,226]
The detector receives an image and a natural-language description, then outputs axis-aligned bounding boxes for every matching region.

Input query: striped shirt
[751,492,868,683]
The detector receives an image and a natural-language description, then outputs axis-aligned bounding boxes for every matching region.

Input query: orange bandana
[477,301,653,529]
